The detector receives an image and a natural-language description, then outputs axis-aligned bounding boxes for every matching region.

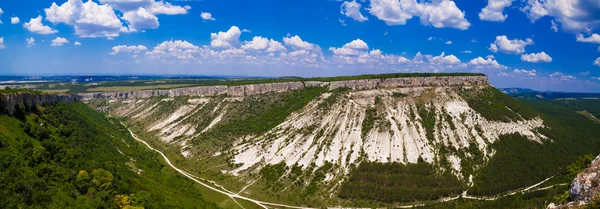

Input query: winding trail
[122,122,311,209]
[121,122,568,209]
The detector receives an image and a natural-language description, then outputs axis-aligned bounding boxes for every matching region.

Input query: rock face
[78,76,488,100]
[570,155,600,202]
[0,93,78,115]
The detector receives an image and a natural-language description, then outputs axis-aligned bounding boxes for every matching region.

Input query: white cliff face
[107,84,547,186]
[229,87,547,181]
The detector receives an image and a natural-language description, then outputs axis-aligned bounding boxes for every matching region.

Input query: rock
[78,76,488,100]
[570,155,600,202]
[0,92,78,115]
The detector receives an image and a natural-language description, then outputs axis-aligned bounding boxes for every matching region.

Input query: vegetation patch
[0,102,220,208]
[460,87,538,122]
[338,161,463,203]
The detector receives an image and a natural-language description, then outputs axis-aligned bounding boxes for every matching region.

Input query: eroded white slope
[230,87,547,180]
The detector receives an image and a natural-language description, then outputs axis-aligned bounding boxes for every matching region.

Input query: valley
[2,73,600,208]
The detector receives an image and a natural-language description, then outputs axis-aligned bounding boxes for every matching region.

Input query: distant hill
[499,88,600,100]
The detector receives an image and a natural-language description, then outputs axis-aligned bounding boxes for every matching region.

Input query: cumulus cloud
[445,41,452,45]
[44,0,125,38]
[146,40,200,60]
[513,69,537,76]
[74,41,82,46]
[51,37,69,46]
[468,56,508,70]
[0,37,5,49]
[23,15,58,35]
[0,7,3,24]
[479,0,512,22]
[122,8,159,32]
[576,33,600,44]
[520,0,600,32]
[26,37,35,47]
[201,12,215,21]
[45,0,189,38]
[550,72,576,81]
[283,35,317,51]
[242,36,286,52]
[110,45,148,55]
[489,35,534,54]
[210,26,241,49]
[368,0,470,30]
[11,17,20,24]
[520,51,552,63]
[329,39,369,56]
[594,57,600,66]
[341,0,368,22]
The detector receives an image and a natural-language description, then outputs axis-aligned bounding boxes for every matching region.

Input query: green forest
[0,101,220,209]
[338,161,464,203]
[469,99,600,195]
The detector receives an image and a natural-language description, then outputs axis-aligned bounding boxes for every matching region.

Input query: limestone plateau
[77,76,488,100]
[83,74,559,205]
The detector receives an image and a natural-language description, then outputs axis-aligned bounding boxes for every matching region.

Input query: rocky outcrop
[548,155,600,209]
[78,76,488,100]
[0,93,78,115]
[570,155,600,202]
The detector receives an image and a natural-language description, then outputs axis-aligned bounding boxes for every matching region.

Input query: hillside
[80,73,600,208]
[0,98,223,208]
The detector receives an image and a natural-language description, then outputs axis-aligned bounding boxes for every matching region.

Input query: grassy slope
[0,101,221,209]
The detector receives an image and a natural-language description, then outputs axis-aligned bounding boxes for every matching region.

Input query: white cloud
[122,7,159,32]
[341,0,368,22]
[45,0,189,38]
[576,33,600,44]
[51,37,69,46]
[468,56,508,70]
[23,15,58,35]
[44,0,124,38]
[520,51,552,63]
[471,39,477,43]
[242,36,286,52]
[368,0,470,30]
[550,20,558,32]
[513,69,537,76]
[489,35,534,54]
[428,37,433,41]
[329,39,369,56]
[460,50,472,53]
[594,57,600,66]
[0,7,3,24]
[26,37,35,47]
[520,0,600,32]
[0,37,5,49]
[110,45,148,55]
[479,0,512,22]
[210,26,241,49]
[428,52,461,65]
[146,40,200,60]
[11,17,20,24]
[445,41,452,45]
[74,41,82,46]
[242,29,251,33]
[146,1,190,15]
[550,72,576,81]
[283,35,316,51]
[201,12,215,21]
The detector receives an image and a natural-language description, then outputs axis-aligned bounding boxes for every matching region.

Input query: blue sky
[1,0,600,92]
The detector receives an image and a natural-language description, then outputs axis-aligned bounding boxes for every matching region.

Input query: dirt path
[122,122,311,209]
[121,122,567,209]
